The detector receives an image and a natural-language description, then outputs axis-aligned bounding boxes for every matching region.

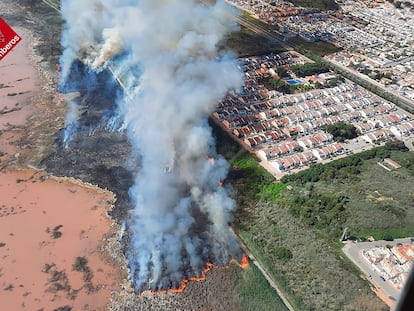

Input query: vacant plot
[236,202,386,311]
[289,0,340,11]
[223,27,286,57]
[226,153,387,310]
[288,36,341,57]
[236,264,289,311]
[313,151,414,240]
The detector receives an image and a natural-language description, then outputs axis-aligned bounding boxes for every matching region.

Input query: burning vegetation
[145,254,250,295]
[57,0,244,292]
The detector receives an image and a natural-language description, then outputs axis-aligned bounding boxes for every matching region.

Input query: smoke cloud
[60,0,243,291]
[62,98,79,148]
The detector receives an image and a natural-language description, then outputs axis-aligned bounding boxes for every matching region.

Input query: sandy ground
[0,19,125,311]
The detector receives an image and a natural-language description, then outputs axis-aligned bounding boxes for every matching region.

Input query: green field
[287,36,341,57]
[313,151,414,240]
[235,263,289,311]
[228,152,389,310]
[223,27,286,57]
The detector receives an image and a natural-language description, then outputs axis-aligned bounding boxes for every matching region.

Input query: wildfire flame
[147,254,249,295]
[236,254,249,268]
[207,156,215,166]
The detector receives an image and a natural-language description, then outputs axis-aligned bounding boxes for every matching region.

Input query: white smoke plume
[60,0,243,291]
[62,99,79,148]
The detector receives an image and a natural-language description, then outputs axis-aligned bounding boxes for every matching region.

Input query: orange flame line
[147,255,249,295]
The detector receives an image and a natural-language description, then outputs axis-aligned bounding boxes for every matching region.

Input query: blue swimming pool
[285,79,302,85]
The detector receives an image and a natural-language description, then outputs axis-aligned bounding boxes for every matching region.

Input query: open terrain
[214,122,404,310]
[229,156,389,310]
[223,26,287,57]
[224,134,413,309]
[313,152,414,240]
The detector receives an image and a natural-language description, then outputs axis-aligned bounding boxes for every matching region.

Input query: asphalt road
[343,238,414,302]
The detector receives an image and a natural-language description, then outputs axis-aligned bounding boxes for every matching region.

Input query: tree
[290,61,330,77]
[273,247,293,260]
[384,139,409,152]
[268,77,291,94]
[326,121,359,142]
[277,66,289,78]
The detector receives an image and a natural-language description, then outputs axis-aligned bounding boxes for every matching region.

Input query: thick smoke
[60,0,243,291]
[62,99,79,148]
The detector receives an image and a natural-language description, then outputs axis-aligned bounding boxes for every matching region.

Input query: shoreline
[0,12,126,311]
[0,169,125,310]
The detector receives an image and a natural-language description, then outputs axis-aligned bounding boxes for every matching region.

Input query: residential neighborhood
[213,52,414,177]
[225,0,414,103]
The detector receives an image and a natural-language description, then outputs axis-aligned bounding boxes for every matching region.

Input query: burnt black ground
[6,0,248,301]
[3,0,134,222]
[41,61,134,222]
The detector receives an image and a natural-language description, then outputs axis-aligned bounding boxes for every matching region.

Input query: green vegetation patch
[229,153,288,202]
[223,27,286,57]
[288,36,341,56]
[280,143,414,240]
[290,60,330,77]
[280,189,349,236]
[237,207,386,311]
[236,263,289,311]
[288,0,340,11]
[326,121,359,142]
[295,148,414,240]
[258,182,287,202]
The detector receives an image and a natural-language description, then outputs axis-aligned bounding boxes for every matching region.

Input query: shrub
[274,247,293,260]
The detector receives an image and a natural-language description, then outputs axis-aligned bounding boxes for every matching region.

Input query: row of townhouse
[271,151,316,172]
[259,140,300,159]
[390,121,414,138]
[258,132,335,161]
[362,128,394,144]
[267,90,378,110]
[353,115,411,135]
[242,127,290,148]
[269,142,345,172]
[239,53,293,73]
[297,133,333,149]
[268,84,357,106]
[218,100,409,150]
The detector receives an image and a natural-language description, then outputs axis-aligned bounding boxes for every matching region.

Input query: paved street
[343,238,414,304]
